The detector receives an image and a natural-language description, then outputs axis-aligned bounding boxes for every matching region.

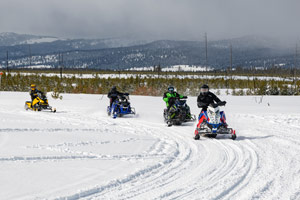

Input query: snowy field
[0,92,300,200]
[129,65,214,72]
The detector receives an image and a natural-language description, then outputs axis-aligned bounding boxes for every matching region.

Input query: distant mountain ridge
[0,32,152,49]
[0,32,295,70]
[0,32,59,46]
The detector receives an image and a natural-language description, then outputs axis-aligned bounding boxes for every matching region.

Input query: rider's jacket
[30,89,44,101]
[163,91,184,107]
[197,91,221,111]
[108,89,124,106]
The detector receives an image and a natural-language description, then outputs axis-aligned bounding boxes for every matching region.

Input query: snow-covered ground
[129,65,214,72]
[21,37,59,44]
[0,92,300,200]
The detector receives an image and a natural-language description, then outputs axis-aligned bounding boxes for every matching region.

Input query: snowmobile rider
[195,84,228,139]
[107,86,124,108]
[29,84,44,108]
[197,84,226,112]
[163,86,188,121]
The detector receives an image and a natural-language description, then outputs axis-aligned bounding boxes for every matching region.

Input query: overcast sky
[0,0,299,41]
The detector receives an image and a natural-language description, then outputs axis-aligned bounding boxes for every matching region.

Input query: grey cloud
[0,0,299,42]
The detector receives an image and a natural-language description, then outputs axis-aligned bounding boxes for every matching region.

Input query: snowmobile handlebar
[37,93,47,100]
[109,93,118,97]
[118,93,129,97]
[218,101,226,106]
[170,96,187,100]
[110,93,129,97]
[117,94,130,101]
[197,102,207,108]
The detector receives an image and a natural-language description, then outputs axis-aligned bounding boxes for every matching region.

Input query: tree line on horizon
[0,71,299,96]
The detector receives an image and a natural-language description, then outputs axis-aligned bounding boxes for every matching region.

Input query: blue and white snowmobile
[194,101,236,140]
[107,93,136,118]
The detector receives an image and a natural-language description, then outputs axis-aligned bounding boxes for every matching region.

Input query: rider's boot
[194,129,200,140]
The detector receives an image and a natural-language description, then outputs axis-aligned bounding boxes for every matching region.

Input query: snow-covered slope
[0,92,299,199]
[0,32,59,46]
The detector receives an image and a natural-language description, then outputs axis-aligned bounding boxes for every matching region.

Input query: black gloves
[197,102,208,108]
[218,101,227,106]
[182,96,188,99]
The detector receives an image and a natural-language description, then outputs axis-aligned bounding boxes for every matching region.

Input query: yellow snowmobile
[25,93,56,112]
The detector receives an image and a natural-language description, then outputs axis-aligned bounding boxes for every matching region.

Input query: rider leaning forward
[107,86,123,108]
[195,84,227,139]
[163,85,188,123]
[197,84,224,112]
[30,84,44,108]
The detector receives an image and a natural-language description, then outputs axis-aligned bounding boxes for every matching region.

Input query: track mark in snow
[0,155,99,162]
[56,123,183,199]
[56,146,180,199]
[214,141,259,200]
[86,123,201,199]
[251,180,274,199]
[26,138,141,148]
[0,128,113,133]
[23,137,166,163]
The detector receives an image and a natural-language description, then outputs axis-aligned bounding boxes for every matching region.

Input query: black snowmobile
[164,97,196,126]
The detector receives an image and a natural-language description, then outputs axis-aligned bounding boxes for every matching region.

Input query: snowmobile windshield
[208,109,215,115]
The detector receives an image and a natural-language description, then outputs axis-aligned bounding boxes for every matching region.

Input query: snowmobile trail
[59,120,259,200]
[0,93,300,200]
[61,109,299,199]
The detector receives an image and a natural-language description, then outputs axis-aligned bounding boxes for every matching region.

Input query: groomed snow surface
[0,92,299,200]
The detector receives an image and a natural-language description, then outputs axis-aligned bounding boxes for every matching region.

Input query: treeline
[0,72,299,96]
[8,65,300,78]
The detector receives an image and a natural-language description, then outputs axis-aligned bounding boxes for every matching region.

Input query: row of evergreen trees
[0,72,299,96]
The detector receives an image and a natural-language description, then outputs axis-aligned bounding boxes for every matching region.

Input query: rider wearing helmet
[29,84,44,108]
[107,86,123,108]
[163,86,188,122]
[163,86,185,109]
[30,84,44,101]
[195,84,227,139]
[197,84,224,112]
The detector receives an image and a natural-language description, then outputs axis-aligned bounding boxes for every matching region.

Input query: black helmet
[168,85,175,93]
[111,86,117,92]
[200,84,209,95]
